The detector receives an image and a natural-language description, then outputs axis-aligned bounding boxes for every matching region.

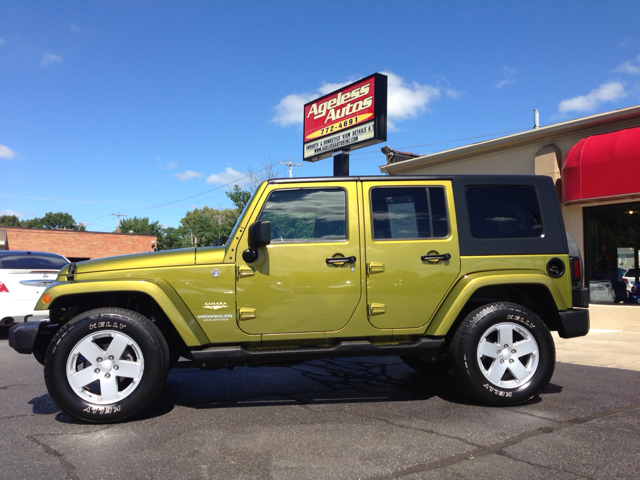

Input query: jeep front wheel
[44,308,170,423]
[450,302,555,406]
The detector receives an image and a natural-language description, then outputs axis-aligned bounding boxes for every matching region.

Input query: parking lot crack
[26,435,80,480]
[365,400,640,479]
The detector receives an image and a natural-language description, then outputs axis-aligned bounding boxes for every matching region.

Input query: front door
[363,181,461,329]
[236,183,361,335]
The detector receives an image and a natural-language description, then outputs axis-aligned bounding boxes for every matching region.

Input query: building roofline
[380,104,640,174]
[0,226,156,238]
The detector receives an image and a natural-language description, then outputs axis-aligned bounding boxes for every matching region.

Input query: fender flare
[35,278,209,346]
[426,270,568,336]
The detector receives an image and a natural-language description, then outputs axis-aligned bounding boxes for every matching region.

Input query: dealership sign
[303,73,387,162]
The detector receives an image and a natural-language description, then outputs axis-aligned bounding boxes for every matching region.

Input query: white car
[589,280,616,304]
[0,251,69,326]
[622,268,638,292]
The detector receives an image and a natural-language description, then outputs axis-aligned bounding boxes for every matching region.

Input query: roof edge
[381,104,640,174]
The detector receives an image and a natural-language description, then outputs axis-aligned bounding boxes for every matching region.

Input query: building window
[584,202,640,304]
[466,186,543,238]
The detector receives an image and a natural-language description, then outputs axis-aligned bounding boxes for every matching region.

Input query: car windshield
[625,268,638,277]
[0,253,69,270]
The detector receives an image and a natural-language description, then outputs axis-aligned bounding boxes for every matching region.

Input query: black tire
[44,308,170,423]
[400,355,451,375]
[450,302,555,406]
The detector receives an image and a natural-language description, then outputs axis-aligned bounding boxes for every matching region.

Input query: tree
[180,206,237,247]
[246,157,287,190]
[119,217,163,237]
[118,216,182,250]
[160,226,185,250]
[17,212,85,230]
[0,215,21,227]
[226,185,252,212]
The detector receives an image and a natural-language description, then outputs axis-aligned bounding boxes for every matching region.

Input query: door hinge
[237,265,255,279]
[238,307,256,321]
[367,262,385,274]
[368,303,386,316]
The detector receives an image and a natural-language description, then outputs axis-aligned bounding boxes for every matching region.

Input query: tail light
[570,256,582,282]
[0,281,8,293]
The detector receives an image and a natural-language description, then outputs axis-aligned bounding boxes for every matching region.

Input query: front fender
[35,278,209,346]
[426,270,568,336]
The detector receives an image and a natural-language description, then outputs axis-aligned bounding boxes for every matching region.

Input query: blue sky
[2,1,640,231]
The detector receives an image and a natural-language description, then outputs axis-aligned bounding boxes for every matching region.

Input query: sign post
[303,73,387,176]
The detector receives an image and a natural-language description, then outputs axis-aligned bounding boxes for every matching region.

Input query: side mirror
[242,220,271,263]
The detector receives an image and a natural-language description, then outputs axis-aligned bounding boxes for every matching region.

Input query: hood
[59,248,200,276]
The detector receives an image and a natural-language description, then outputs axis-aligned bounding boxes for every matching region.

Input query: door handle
[326,256,357,265]
[421,253,451,262]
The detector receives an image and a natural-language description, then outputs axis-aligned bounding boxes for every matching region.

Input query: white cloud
[558,81,628,113]
[206,167,246,186]
[0,209,24,218]
[496,67,518,89]
[613,54,640,75]
[156,157,178,170]
[384,71,440,126]
[41,53,62,67]
[173,170,202,181]
[271,92,317,126]
[444,88,464,100]
[272,71,441,129]
[0,144,17,159]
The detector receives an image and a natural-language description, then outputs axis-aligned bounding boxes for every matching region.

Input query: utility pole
[280,159,302,178]
[111,212,127,232]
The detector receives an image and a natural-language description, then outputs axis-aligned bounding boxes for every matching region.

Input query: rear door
[362,181,460,329]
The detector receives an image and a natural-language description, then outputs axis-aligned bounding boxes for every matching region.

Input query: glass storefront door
[584,202,640,304]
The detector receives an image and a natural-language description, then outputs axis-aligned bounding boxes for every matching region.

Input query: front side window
[466,186,543,238]
[370,187,449,240]
[257,188,346,243]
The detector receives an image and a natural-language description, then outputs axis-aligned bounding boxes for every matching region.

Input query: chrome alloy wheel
[65,331,145,405]
[476,322,539,389]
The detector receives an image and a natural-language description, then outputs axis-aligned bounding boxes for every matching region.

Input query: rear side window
[466,185,543,238]
[370,187,449,240]
[0,253,69,270]
[258,188,347,243]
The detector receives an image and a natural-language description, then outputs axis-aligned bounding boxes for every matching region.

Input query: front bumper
[557,308,590,339]
[8,322,44,354]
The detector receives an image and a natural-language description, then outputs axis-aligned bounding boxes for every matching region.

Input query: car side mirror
[242,220,271,263]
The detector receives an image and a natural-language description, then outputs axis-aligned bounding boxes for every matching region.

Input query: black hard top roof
[269,174,546,185]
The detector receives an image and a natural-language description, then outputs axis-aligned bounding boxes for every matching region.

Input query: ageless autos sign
[303,73,387,162]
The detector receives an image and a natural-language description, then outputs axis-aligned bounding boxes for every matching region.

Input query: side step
[190,337,444,368]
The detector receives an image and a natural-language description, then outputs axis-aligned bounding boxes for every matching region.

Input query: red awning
[562,126,640,204]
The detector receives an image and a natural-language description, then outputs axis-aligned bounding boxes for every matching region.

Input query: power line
[84,125,531,226]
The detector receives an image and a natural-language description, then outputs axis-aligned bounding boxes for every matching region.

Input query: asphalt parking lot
[1,328,639,480]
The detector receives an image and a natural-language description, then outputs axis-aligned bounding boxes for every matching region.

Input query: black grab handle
[421,253,451,262]
[326,256,357,264]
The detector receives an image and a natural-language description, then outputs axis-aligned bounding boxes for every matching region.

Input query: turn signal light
[0,282,8,293]
[42,294,52,304]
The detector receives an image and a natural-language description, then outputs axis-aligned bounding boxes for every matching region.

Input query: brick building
[0,227,157,262]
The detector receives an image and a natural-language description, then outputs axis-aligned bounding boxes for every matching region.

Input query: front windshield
[227,187,259,242]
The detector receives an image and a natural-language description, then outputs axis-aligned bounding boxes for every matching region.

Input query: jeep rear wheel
[450,302,555,406]
[44,308,170,423]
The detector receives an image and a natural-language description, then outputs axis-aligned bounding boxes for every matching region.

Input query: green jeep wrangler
[9,175,589,423]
